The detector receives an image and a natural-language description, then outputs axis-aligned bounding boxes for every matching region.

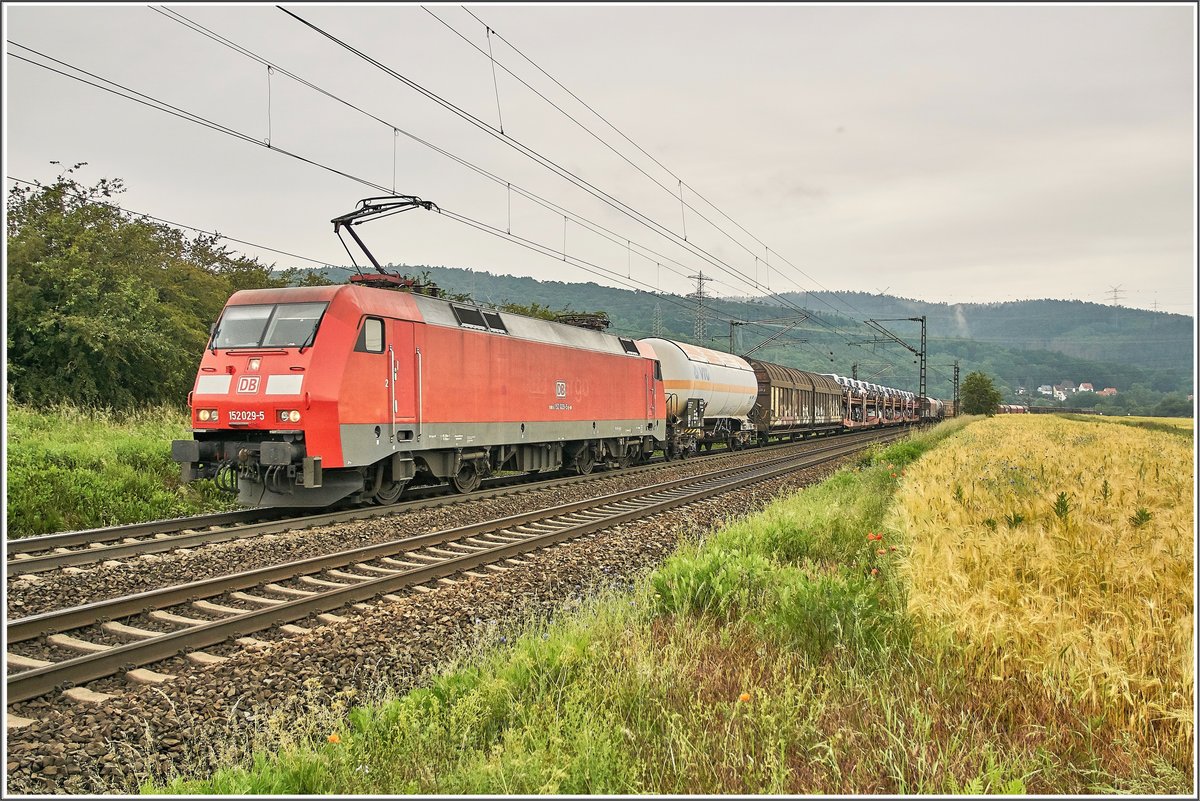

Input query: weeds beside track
[6,403,234,538]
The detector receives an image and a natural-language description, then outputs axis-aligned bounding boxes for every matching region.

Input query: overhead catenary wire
[450,5,890,331]
[422,6,916,377]
[11,29,922,385]
[158,2,899,360]
[6,45,745,339]
[6,172,746,350]
[6,175,332,267]
[150,3,896,368]
[6,45,394,196]
[146,7,720,296]
[275,6,887,353]
[372,9,924,379]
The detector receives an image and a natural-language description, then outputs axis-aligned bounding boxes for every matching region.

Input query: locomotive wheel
[451,464,482,493]
[574,448,596,475]
[372,481,406,505]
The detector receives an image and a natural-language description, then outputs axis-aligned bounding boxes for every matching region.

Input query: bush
[5,401,234,537]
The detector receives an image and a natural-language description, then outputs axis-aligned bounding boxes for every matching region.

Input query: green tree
[6,164,286,409]
[1152,395,1193,418]
[961,371,1003,416]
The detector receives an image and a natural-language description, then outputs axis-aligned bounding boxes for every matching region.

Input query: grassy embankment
[151,415,1193,794]
[5,402,234,539]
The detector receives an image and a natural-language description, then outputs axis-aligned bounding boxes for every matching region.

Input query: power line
[157,6,907,375]
[6,175,331,267]
[6,44,393,195]
[450,5,885,329]
[9,28,904,377]
[276,6,895,363]
[147,7,757,303]
[4,44,693,323]
[5,43,704,303]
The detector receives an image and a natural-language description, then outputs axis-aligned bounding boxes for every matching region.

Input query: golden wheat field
[893,415,1194,753]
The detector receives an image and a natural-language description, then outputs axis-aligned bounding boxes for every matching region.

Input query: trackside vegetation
[6,402,234,538]
[147,416,1193,795]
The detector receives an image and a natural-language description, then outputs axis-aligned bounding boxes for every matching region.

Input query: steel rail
[7,431,890,642]
[6,427,897,576]
[5,429,902,703]
[5,509,282,555]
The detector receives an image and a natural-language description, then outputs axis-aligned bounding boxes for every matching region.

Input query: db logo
[555,381,567,398]
[236,375,260,394]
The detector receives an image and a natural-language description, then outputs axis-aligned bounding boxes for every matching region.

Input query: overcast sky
[4,3,1196,314]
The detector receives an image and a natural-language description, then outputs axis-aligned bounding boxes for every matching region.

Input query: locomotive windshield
[211,302,328,349]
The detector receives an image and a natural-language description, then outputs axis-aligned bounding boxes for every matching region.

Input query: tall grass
[5,401,234,538]
[897,415,1194,758]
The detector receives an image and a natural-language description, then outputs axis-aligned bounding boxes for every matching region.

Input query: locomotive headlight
[198,409,211,422]
[288,410,301,423]
[278,410,301,423]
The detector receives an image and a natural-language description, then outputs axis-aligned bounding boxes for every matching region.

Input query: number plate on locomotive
[229,410,266,422]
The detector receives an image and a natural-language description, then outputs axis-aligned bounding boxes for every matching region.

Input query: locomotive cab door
[388,320,417,425]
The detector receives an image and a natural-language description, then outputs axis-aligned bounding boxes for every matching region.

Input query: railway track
[7,427,907,576]
[6,427,903,704]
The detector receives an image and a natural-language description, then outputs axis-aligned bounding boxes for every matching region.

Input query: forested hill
[295,265,1194,403]
[772,291,1192,373]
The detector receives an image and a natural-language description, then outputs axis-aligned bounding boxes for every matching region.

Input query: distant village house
[1037,381,1109,400]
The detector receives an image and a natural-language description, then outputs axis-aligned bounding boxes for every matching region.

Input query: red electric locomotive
[172,283,666,507]
[172,196,951,509]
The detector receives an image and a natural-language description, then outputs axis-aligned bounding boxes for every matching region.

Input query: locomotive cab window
[212,302,328,349]
[355,317,385,353]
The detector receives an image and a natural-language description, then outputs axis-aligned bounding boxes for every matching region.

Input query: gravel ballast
[7,442,848,619]
[5,454,855,795]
